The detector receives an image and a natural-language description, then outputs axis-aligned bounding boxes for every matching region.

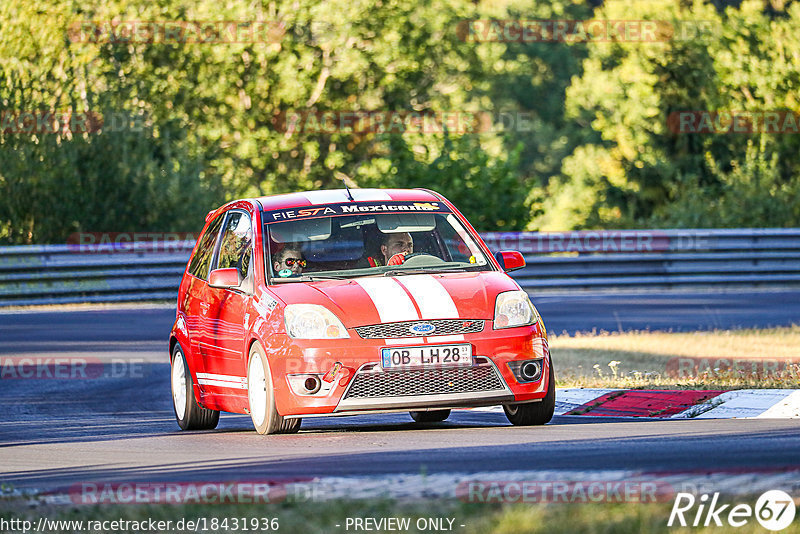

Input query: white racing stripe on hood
[397,275,464,341]
[397,275,459,319]
[355,278,420,323]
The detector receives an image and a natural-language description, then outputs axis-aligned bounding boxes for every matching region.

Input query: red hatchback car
[170,189,554,434]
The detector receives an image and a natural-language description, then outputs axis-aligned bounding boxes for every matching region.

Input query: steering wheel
[401,253,445,267]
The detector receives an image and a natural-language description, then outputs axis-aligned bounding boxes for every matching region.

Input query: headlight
[493,290,537,329]
[284,304,349,339]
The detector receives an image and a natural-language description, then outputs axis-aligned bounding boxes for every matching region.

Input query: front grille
[343,364,505,399]
[355,319,484,339]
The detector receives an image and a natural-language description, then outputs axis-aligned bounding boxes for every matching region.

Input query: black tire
[503,359,555,426]
[171,345,220,431]
[247,342,301,435]
[409,409,451,423]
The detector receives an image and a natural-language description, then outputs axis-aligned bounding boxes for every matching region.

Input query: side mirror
[208,268,241,289]
[495,251,525,273]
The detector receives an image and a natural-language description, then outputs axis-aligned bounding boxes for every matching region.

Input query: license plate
[381,344,473,369]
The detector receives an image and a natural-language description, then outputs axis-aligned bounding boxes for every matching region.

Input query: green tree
[0,0,221,244]
[359,133,529,231]
[546,0,800,230]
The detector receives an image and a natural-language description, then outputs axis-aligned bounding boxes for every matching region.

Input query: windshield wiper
[272,274,349,282]
[383,269,429,277]
[383,265,474,277]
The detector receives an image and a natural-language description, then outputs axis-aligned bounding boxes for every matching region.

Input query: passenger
[273,246,306,277]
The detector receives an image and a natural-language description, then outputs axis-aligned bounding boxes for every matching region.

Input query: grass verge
[550,325,800,389]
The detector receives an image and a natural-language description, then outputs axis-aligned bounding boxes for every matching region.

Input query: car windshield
[263,201,493,282]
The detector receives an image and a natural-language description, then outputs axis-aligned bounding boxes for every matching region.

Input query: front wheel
[247,342,301,435]
[409,409,451,423]
[503,359,555,426]
[171,345,219,430]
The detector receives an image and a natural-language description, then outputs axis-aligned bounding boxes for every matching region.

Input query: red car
[170,189,554,434]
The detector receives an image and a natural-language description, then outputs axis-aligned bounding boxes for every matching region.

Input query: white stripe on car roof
[350,190,393,201]
[302,190,348,204]
[300,189,394,205]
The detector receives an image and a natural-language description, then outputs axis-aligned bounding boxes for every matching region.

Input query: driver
[367,232,413,266]
[382,232,413,265]
[366,232,414,267]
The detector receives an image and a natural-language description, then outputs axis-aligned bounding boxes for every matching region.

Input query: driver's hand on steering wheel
[387,253,406,266]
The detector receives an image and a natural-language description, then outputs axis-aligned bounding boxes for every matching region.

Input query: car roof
[252,188,443,212]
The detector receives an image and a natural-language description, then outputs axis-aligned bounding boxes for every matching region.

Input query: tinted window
[263,209,491,282]
[187,214,224,280]
[216,211,253,280]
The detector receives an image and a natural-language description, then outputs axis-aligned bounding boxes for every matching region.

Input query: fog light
[287,374,327,396]
[303,376,321,394]
[508,358,544,383]
[521,360,542,381]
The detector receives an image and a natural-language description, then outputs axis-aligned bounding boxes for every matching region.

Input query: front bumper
[334,356,515,413]
[265,323,550,417]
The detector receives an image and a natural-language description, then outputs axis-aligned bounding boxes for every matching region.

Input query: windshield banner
[263,201,452,223]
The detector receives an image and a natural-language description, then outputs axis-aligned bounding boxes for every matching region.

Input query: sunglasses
[283,258,306,267]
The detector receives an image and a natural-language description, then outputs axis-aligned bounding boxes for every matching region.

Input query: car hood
[268,271,520,327]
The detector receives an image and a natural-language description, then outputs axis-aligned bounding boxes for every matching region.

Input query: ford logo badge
[409,323,436,335]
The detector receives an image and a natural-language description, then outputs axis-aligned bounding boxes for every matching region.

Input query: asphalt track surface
[1,290,800,493]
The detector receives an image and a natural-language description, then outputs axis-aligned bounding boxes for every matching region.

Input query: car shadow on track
[5,425,800,493]
[0,401,665,449]
[294,413,655,433]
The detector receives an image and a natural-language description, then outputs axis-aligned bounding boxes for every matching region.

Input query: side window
[187,214,225,280]
[216,211,253,280]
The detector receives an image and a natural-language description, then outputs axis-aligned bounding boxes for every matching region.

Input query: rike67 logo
[668,490,796,531]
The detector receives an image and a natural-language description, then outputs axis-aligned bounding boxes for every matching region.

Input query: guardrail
[0,243,191,306]
[1,229,799,306]
[482,228,800,292]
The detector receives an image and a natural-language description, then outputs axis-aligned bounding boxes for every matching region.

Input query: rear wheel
[171,345,219,430]
[247,342,301,435]
[409,409,451,423]
[503,360,555,426]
